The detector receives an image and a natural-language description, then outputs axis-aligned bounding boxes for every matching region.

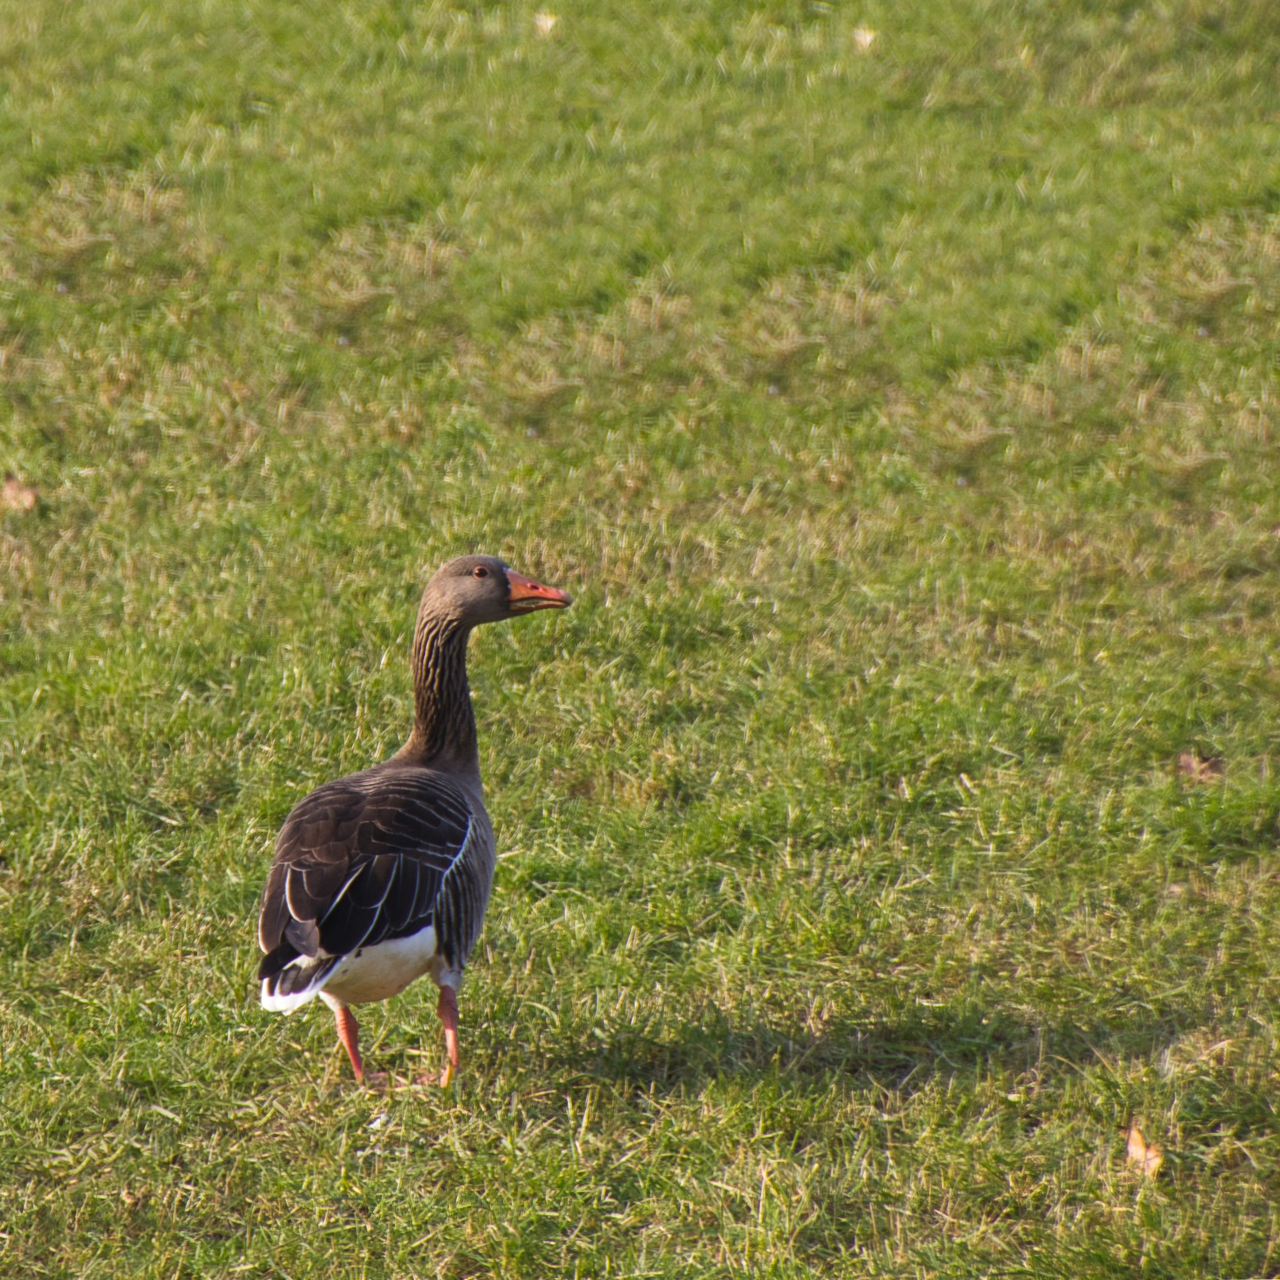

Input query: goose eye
[472,565,489,578]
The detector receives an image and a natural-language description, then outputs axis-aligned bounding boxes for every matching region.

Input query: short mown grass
[3,0,1280,1275]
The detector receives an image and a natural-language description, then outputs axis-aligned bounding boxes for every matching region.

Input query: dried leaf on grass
[1126,1124,1164,1179]
[1,475,37,511]
[1177,751,1224,784]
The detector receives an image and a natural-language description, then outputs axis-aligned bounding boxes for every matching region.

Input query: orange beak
[506,569,573,613]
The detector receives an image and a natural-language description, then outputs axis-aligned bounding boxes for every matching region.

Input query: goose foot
[333,1004,368,1084]
[437,985,460,1087]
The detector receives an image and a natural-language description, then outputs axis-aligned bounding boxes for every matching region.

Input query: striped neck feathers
[402,610,477,771]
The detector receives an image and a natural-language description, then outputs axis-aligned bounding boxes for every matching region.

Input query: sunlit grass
[3,1,1280,1276]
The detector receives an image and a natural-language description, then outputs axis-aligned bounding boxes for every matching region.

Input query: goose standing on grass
[256,555,572,1086]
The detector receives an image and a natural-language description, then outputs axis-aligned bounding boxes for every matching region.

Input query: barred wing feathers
[257,769,478,1010]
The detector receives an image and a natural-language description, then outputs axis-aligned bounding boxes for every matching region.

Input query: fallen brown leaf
[1126,1124,1163,1179]
[1177,751,1224,784]
[1,475,37,512]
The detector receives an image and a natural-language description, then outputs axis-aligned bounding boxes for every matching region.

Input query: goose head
[426,554,572,626]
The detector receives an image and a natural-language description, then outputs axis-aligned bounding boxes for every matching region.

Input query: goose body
[255,555,571,1085]
[258,764,490,1012]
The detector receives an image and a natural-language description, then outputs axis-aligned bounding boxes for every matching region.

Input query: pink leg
[333,1004,365,1084]
[438,986,460,1087]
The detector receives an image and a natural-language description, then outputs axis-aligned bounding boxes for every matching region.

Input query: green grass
[3,0,1280,1274]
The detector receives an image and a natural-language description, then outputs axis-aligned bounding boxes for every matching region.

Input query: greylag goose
[256,554,572,1086]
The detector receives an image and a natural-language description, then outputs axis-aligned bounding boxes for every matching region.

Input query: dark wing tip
[284,916,321,957]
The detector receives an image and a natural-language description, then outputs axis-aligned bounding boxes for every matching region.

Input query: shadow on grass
[529,1000,1198,1096]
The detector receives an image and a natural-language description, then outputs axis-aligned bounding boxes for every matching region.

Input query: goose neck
[402,610,478,772]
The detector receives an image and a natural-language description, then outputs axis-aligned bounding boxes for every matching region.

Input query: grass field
[3,0,1280,1275]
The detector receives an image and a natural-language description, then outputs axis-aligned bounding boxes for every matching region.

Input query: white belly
[321,925,439,1005]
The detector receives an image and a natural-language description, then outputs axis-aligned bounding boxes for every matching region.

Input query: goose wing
[257,769,475,983]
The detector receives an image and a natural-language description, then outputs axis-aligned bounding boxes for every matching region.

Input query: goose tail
[259,943,340,1014]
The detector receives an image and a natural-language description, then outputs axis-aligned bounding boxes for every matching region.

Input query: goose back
[257,762,495,1010]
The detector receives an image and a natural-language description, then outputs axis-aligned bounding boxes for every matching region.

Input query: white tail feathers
[260,955,337,1013]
